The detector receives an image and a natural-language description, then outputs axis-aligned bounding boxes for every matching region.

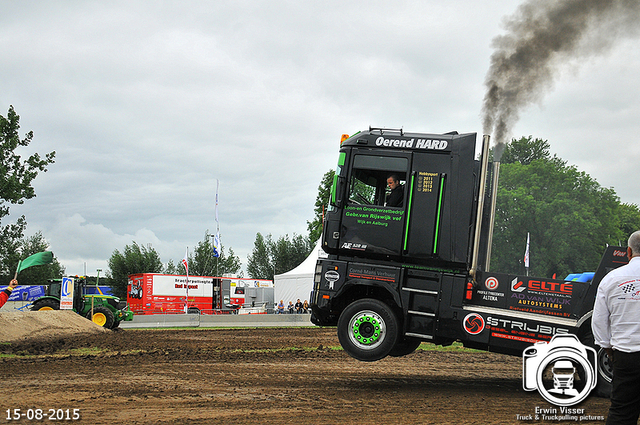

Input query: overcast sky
[2,1,639,277]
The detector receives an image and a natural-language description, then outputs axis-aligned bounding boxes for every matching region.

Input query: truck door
[338,151,410,258]
[403,133,477,266]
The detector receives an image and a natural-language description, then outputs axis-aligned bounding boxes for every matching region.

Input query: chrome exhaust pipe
[484,161,500,271]
[470,134,491,282]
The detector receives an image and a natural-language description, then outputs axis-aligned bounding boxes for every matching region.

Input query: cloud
[30,213,171,275]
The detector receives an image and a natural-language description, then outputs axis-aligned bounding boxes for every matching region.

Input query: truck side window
[348,155,407,207]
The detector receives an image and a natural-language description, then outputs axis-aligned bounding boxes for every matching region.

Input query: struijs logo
[463,313,485,335]
[522,334,597,406]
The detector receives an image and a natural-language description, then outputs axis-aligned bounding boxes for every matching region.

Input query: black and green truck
[310,128,625,396]
[32,276,133,329]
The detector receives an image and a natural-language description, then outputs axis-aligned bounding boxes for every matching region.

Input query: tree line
[491,136,640,277]
[3,105,640,297]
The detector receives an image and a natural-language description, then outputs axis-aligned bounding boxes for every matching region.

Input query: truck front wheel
[337,298,400,362]
[87,307,115,329]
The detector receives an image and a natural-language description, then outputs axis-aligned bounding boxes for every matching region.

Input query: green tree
[491,138,623,277]
[107,242,163,298]
[246,232,272,280]
[272,233,313,275]
[499,135,550,165]
[176,231,243,277]
[2,232,65,286]
[616,203,640,243]
[164,259,177,275]
[307,169,334,243]
[246,232,313,280]
[0,106,56,281]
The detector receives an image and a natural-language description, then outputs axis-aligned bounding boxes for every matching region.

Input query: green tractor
[31,276,134,329]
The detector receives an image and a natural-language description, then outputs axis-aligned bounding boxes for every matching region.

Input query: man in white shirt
[592,230,640,425]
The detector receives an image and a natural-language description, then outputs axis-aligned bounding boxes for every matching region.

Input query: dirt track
[1,327,610,424]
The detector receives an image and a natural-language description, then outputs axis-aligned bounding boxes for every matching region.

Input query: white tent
[274,240,327,306]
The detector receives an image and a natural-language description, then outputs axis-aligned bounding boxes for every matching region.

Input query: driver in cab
[385,174,403,207]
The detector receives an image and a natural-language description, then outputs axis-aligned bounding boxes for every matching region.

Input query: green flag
[16,251,54,274]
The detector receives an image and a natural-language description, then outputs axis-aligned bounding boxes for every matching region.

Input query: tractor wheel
[389,337,422,357]
[87,306,115,329]
[337,298,400,362]
[31,299,60,311]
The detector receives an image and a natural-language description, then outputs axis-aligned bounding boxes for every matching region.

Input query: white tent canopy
[274,240,327,306]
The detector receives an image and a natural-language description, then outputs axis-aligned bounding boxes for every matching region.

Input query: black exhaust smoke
[482,0,640,161]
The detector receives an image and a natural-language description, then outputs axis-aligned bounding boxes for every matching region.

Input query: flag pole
[13,260,21,280]
[186,247,189,313]
[183,247,189,314]
[524,232,530,276]
[215,179,220,277]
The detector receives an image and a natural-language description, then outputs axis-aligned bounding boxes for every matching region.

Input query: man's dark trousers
[606,350,640,425]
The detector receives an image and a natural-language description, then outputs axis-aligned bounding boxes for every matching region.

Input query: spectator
[287,301,294,314]
[592,230,640,425]
[0,279,18,309]
[303,300,309,314]
[295,299,303,314]
[276,300,285,314]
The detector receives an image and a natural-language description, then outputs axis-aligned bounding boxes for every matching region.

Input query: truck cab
[310,128,623,395]
[321,129,479,267]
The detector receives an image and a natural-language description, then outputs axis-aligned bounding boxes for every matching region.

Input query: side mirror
[330,175,345,208]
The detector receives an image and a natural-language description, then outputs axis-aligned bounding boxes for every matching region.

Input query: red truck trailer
[128,273,273,315]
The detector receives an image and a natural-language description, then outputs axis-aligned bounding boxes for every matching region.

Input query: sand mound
[0,310,109,343]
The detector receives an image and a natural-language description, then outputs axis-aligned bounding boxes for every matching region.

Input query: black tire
[31,298,60,311]
[87,306,115,329]
[389,337,422,357]
[337,298,400,362]
[580,329,612,398]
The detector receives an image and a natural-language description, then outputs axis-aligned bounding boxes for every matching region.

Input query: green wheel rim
[348,310,386,350]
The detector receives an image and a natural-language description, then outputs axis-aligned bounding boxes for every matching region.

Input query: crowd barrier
[120,311,314,328]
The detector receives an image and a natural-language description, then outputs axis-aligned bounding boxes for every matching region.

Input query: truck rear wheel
[581,328,612,398]
[87,307,115,329]
[389,337,422,357]
[32,299,60,311]
[337,298,400,362]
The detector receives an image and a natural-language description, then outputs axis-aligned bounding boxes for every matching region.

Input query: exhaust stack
[469,134,491,282]
[484,161,500,271]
